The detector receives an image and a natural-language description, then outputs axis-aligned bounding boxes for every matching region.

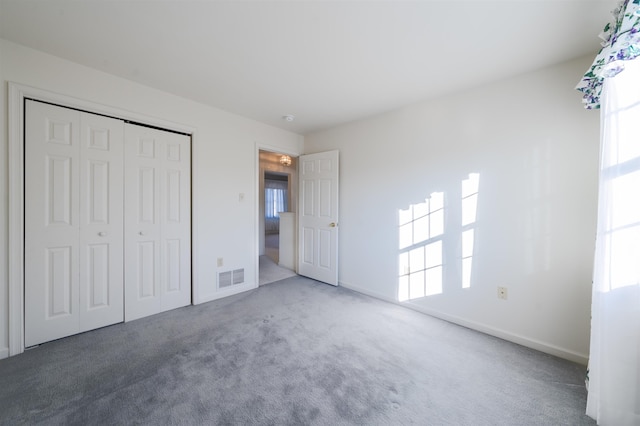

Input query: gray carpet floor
[259,255,297,286]
[0,276,594,425]
[264,233,280,265]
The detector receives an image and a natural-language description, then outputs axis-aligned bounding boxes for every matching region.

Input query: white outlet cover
[497,287,508,299]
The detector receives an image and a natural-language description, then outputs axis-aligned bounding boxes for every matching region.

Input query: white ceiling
[0,1,615,135]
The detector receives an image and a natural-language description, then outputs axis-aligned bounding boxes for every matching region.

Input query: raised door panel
[319,179,332,219]
[165,239,181,293]
[318,229,332,270]
[302,179,315,217]
[301,227,314,265]
[137,241,157,298]
[46,156,73,226]
[25,100,81,347]
[46,246,73,318]
[138,167,156,224]
[87,160,109,224]
[166,170,181,223]
[86,244,109,307]
[78,112,124,332]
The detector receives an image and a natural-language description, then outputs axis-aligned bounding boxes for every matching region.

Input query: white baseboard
[339,280,397,304]
[195,282,257,305]
[339,280,589,365]
[0,347,8,360]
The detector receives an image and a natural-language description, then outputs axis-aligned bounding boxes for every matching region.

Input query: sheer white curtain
[586,57,640,426]
[265,179,288,219]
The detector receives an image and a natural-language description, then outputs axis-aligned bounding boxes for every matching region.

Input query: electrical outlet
[217,257,224,267]
[497,286,508,300]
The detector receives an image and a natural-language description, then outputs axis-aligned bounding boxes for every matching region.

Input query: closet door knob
[98,232,107,237]
[139,231,145,236]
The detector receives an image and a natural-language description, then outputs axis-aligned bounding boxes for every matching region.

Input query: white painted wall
[304,55,599,364]
[0,43,7,359]
[0,39,303,358]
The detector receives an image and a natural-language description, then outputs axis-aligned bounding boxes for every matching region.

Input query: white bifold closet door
[124,123,191,321]
[25,100,191,347]
[25,100,125,347]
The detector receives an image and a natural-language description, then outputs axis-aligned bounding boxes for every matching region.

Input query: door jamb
[7,82,197,357]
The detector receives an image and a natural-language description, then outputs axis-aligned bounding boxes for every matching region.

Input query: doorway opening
[258,150,298,285]
[264,171,288,263]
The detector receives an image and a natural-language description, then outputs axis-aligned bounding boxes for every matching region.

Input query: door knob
[98,232,107,237]
[329,222,337,228]
[139,231,145,236]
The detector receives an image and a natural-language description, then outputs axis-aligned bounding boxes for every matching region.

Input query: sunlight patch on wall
[461,173,480,289]
[397,173,481,302]
[398,192,445,301]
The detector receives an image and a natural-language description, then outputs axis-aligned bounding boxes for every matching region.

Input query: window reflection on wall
[398,192,445,301]
[461,173,480,288]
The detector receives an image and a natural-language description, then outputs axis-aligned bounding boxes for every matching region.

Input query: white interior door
[25,100,125,347]
[298,150,339,285]
[78,112,125,332]
[25,101,80,346]
[25,100,191,345]
[124,124,191,321]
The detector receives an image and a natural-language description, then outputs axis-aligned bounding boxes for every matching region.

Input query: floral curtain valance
[577,0,640,109]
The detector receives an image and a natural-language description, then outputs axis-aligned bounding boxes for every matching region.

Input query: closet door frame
[7,82,198,357]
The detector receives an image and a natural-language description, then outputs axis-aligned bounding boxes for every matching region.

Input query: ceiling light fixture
[283,114,295,122]
[280,155,292,166]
